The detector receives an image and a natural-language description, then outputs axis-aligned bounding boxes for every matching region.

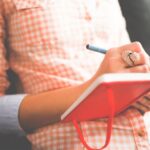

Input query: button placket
[125,109,150,149]
[137,129,146,137]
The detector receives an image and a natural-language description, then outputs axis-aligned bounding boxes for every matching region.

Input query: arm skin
[19,73,98,132]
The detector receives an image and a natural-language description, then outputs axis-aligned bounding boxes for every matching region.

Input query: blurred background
[119,0,150,55]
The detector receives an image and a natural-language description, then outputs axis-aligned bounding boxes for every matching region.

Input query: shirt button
[137,130,146,137]
[84,15,92,21]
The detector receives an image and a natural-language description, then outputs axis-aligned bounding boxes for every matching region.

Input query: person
[0,0,150,149]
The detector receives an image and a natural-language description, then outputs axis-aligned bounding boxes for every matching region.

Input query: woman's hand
[96,42,150,77]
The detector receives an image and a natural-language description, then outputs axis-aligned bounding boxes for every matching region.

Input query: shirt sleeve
[0,94,26,136]
[0,3,26,136]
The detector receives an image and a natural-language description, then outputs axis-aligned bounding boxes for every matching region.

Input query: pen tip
[86,44,89,49]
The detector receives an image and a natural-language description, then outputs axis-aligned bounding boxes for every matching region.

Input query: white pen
[86,44,107,54]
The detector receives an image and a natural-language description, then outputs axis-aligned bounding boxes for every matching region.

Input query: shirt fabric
[0,0,150,149]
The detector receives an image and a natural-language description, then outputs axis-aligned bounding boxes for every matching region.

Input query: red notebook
[61,73,150,150]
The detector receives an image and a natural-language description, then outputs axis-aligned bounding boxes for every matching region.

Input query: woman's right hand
[95,42,150,78]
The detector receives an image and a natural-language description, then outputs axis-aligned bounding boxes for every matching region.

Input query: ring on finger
[122,50,140,67]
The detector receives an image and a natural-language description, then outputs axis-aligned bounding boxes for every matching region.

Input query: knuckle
[133,41,143,51]
[142,65,150,72]
[133,41,141,47]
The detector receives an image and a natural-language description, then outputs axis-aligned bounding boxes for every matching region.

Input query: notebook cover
[61,73,150,122]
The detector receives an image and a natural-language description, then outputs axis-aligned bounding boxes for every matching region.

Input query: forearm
[19,76,97,132]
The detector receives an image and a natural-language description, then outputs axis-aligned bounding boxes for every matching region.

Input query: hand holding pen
[86,43,144,67]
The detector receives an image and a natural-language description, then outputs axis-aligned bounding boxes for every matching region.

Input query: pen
[86,44,107,54]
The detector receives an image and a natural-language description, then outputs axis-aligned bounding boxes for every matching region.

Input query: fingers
[100,41,150,75]
[118,41,144,53]
[121,42,147,66]
[122,50,146,67]
[108,41,149,67]
[123,64,150,73]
